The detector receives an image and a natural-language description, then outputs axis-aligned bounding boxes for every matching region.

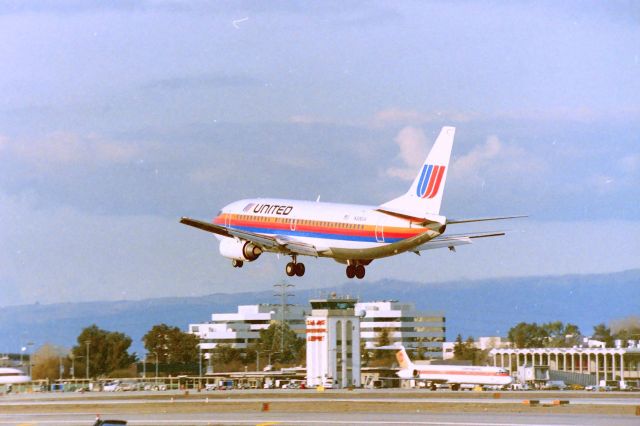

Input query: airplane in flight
[0,367,31,385]
[181,126,523,279]
[387,344,513,391]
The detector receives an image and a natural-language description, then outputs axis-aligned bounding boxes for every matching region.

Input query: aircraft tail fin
[394,345,413,370]
[379,126,455,219]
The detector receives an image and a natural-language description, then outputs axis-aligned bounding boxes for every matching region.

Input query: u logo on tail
[416,164,446,199]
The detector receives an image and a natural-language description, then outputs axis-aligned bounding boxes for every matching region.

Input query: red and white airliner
[391,345,513,391]
[0,367,31,385]
[181,126,523,279]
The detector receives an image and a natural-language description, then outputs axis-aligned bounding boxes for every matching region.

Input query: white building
[189,300,445,361]
[356,301,445,359]
[443,336,510,360]
[306,297,361,389]
[189,304,308,352]
[490,345,640,387]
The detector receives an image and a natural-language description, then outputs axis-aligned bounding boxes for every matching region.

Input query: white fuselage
[215,198,445,259]
[0,367,31,384]
[402,364,513,386]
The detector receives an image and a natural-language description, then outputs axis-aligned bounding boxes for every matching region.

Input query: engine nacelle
[397,369,414,380]
[219,238,262,262]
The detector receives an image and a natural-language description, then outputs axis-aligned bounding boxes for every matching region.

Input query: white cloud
[385,126,428,180]
[1,132,140,172]
[451,135,547,185]
[453,135,503,177]
[372,108,478,128]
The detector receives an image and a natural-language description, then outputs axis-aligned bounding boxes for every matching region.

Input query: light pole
[267,351,280,367]
[85,340,90,379]
[26,342,34,377]
[71,355,83,380]
[154,352,159,384]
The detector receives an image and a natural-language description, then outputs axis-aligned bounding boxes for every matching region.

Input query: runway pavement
[1,389,639,426]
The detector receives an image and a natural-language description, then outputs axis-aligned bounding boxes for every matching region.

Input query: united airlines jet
[181,126,522,279]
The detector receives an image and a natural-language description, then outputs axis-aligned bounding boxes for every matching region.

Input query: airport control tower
[306,296,361,389]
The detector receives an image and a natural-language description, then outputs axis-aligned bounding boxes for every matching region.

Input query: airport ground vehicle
[543,381,567,390]
[102,381,120,392]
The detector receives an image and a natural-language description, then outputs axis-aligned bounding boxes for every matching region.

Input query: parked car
[102,381,120,392]
[543,381,567,390]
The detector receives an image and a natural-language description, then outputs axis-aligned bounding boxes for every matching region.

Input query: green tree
[373,328,395,362]
[508,322,548,348]
[31,344,69,381]
[256,321,305,364]
[142,323,199,364]
[453,335,486,365]
[611,316,640,342]
[592,323,614,347]
[452,334,466,359]
[541,321,581,347]
[71,325,136,378]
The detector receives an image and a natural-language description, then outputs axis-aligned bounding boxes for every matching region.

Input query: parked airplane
[0,367,31,384]
[181,126,523,279]
[388,344,513,390]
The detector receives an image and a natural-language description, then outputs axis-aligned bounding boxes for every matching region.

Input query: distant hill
[1,269,638,356]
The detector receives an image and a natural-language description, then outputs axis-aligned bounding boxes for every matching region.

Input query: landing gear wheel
[285,262,296,276]
[295,263,305,277]
[346,265,356,279]
[451,384,460,391]
[355,265,366,279]
[232,259,244,268]
[430,384,437,391]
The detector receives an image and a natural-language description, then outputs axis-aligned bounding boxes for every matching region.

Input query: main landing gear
[285,255,305,277]
[232,259,244,268]
[346,264,366,279]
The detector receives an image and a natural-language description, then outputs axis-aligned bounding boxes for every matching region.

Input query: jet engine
[219,238,263,262]
[397,369,415,380]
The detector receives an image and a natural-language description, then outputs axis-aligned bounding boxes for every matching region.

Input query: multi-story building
[356,301,445,359]
[189,300,445,360]
[188,304,308,352]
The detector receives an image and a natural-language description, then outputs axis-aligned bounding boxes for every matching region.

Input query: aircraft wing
[180,217,318,256]
[414,231,505,252]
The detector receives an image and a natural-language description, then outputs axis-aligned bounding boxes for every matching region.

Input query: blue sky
[1,1,639,306]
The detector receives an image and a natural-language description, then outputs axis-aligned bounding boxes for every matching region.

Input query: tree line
[27,315,640,379]
[452,317,640,364]
[30,321,305,381]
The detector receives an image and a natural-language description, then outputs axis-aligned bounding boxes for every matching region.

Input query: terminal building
[490,341,640,387]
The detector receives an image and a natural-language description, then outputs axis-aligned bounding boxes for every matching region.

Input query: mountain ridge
[2,269,638,355]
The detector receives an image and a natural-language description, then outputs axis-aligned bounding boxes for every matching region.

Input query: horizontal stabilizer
[414,231,505,251]
[447,215,527,224]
